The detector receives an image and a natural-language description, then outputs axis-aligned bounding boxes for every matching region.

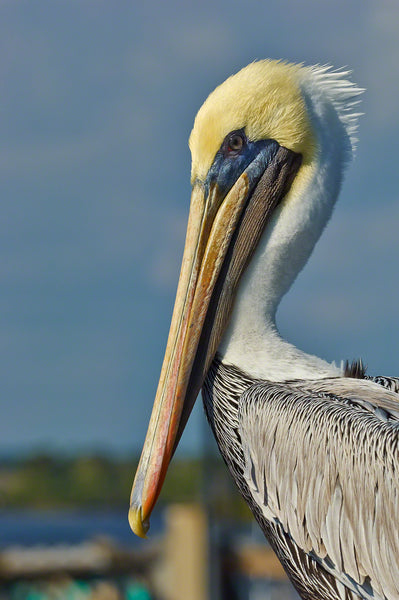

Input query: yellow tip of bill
[128,505,150,539]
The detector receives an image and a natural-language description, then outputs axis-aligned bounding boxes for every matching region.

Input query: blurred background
[1,1,399,599]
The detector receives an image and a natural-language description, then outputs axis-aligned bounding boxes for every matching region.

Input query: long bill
[129,143,301,537]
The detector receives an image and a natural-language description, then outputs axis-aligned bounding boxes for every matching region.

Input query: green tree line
[0,453,249,519]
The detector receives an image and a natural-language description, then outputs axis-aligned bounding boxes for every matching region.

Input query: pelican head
[129,59,362,537]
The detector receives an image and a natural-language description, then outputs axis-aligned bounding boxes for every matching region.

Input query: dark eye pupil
[222,129,246,156]
[228,134,243,151]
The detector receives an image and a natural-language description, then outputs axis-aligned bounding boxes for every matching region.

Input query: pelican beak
[129,139,301,537]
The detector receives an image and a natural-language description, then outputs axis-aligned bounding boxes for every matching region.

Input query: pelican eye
[224,130,246,155]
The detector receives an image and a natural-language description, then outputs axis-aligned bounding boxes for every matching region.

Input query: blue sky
[1,0,399,456]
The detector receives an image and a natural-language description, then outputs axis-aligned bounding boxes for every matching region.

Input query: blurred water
[0,509,162,547]
[0,510,301,600]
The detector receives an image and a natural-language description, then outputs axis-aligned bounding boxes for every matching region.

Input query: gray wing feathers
[306,377,399,421]
[239,378,399,600]
[367,376,399,394]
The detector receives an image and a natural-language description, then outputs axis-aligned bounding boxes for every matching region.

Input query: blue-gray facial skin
[203,130,281,200]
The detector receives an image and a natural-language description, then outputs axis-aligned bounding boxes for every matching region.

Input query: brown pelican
[129,60,399,600]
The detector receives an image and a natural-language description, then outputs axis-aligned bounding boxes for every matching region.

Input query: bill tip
[128,505,150,539]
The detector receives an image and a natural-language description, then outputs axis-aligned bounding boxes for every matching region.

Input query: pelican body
[129,60,399,600]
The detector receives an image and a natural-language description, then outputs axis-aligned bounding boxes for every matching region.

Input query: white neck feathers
[218,66,363,382]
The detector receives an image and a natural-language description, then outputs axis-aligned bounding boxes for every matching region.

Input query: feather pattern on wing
[239,376,399,600]
[203,357,399,600]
